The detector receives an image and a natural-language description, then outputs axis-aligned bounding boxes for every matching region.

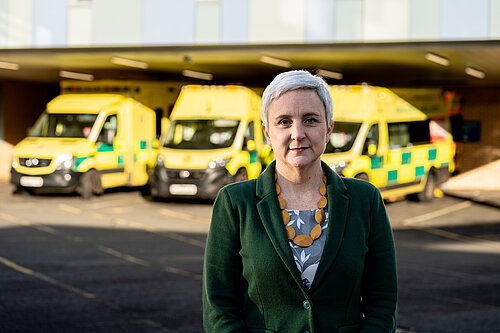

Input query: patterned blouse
[286,207,329,290]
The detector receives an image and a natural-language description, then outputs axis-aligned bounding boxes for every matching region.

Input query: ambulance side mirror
[363,140,377,157]
[367,144,377,157]
[246,139,256,151]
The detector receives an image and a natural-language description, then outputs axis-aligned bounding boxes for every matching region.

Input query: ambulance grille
[167,170,205,180]
[19,158,52,168]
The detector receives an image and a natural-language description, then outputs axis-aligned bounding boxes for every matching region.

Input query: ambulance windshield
[30,112,98,138]
[163,119,240,149]
[324,121,361,153]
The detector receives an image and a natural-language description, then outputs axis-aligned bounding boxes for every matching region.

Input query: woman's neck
[275,162,324,210]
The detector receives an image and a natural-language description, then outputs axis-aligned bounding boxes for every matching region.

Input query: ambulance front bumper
[10,168,81,192]
[150,165,232,200]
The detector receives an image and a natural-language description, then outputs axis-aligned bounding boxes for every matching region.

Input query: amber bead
[278,196,287,209]
[311,224,322,239]
[294,235,313,247]
[318,196,327,209]
[282,210,290,224]
[285,225,296,239]
[315,209,326,223]
[319,184,326,196]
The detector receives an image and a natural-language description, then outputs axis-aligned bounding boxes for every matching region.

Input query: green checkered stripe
[386,147,438,183]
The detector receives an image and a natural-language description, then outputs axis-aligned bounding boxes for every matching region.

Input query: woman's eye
[278,119,291,126]
[305,118,318,124]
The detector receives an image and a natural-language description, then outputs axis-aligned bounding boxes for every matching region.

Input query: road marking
[165,232,206,248]
[163,266,203,280]
[58,203,83,215]
[111,217,206,248]
[0,212,81,240]
[89,212,107,220]
[0,212,24,223]
[1,211,204,280]
[404,289,497,310]
[417,226,500,249]
[97,245,203,280]
[5,204,206,249]
[0,212,31,226]
[0,255,97,301]
[160,208,210,224]
[107,206,133,214]
[98,246,150,266]
[30,224,61,236]
[0,254,173,330]
[54,203,207,248]
[402,201,472,225]
[400,262,499,283]
[9,202,37,209]
[85,197,143,210]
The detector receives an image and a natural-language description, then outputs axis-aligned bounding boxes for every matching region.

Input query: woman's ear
[326,121,334,143]
[262,124,272,147]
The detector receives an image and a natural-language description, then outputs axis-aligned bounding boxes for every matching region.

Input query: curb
[443,191,500,209]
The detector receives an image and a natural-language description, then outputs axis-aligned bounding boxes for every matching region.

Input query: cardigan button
[302,300,310,309]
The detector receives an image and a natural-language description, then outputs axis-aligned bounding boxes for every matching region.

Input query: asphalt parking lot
[0,181,499,333]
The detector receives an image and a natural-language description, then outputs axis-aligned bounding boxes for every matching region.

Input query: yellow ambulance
[10,94,157,198]
[322,85,455,201]
[150,85,272,200]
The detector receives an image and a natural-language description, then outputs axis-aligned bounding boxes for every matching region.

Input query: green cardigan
[203,161,397,333]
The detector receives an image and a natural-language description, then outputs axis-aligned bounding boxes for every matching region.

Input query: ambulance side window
[388,120,430,148]
[363,124,379,155]
[98,114,118,145]
[388,123,410,149]
[243,121,255,150]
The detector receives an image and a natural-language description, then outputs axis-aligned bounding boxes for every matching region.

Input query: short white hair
[261,70,333,129]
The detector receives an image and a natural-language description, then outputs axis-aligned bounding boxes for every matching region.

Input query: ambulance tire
[354,173,369,182]
[12,186,25,195]
[416,171,437,202]
[80,169,102,199]
[234,168,248,183]
[139,184,151,198]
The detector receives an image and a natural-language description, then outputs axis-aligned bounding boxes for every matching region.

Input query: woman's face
[263,89,333,171]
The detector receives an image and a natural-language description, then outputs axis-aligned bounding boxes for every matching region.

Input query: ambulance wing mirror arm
[98,129,115,146]
[243,139,256,152]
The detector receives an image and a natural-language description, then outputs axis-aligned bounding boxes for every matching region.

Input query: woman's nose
[291,123,305,140]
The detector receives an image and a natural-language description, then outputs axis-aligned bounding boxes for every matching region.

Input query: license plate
[20,176,43,187]
[169,184,197,195]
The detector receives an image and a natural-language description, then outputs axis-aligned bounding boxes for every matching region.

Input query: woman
[203,70,397,333]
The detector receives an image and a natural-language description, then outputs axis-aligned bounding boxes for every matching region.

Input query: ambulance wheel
[415,171,437,202]
[234,168,248,183]
[12,185,24,195]
[80,170,102,199]
[354,173,369,182]
[139,184,151,197]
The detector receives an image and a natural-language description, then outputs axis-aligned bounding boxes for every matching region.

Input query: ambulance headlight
[155,155,165,167]
[329,160,350,175]
[208,157,231,169]
[55,153,74,170]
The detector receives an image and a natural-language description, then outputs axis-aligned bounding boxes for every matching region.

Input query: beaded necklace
[275,173,327,248]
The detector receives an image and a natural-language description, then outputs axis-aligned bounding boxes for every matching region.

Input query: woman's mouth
[290,147,308,152]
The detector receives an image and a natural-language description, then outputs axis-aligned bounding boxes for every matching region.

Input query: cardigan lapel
[256,162,304,289]
[309,162,349,293]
